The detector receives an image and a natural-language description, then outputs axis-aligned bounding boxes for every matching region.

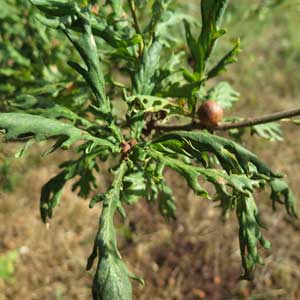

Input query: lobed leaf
[9,94,92,128]
[92,254,132,300]
[151,131,279,177]
[205,81,240,109]
[270,178,297,217]
[0,113,115,150]
[126,94,184,115]
[146,147,261,201]
[186,0,229,77]
[251,122,283,142]
[157,179,176,220]
[87,162,141,300]
[40,152,100,222]
[33,1,111,115]
[121,171,146,204]
[236,194,271,280]
[207,39,241,79]
[133,41,163,95]
[30,0,78,17]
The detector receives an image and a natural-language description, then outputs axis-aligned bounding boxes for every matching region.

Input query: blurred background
[1,0,300,299]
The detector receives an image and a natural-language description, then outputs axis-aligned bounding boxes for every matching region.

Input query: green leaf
[236,194,271,280]
[183,20,199,70]
[0,0,18,19]
[148,148,208,197]
[92,253,133,300]
[207,39,241,79]
[227,119,283,143]
[126,94,184,115]
[10,94,92,128]
[270,178,297,217]
[40,152,100,222]
[144,0,173,35]
[87,162,141,300]
[36,9,140,51]
[251,122,283,142]
[196,0,229,76]
[0,113,115,150]
[30,0,78,17]
[106,0,123,16]
[158,180,176,220]
[152,51,186,94]
[3,42,31,68]
[201,0,228,29]
[127,41,164,138]
[33,2,111,115]
[63,23,110,115]
[151,131,279,177]
[146,148,261,201]
[143,159,161,201]
[133,41,163,95]
[121,171,146,204]
[156,11,196,45]
[206,81,240,109]
[40,171,66,222]
[92,21,142,49]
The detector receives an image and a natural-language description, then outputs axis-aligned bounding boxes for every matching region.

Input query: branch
[157,107,300,132]
[128,0,142,34]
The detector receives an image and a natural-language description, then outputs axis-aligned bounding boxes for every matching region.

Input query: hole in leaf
[153,100,162,106]
[17,132,34,139]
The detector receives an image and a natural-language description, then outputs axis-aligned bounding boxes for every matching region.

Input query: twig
[156,107,300,132]
[128,0,141,34]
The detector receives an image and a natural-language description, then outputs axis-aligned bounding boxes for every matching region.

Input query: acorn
[198,100,223,127]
